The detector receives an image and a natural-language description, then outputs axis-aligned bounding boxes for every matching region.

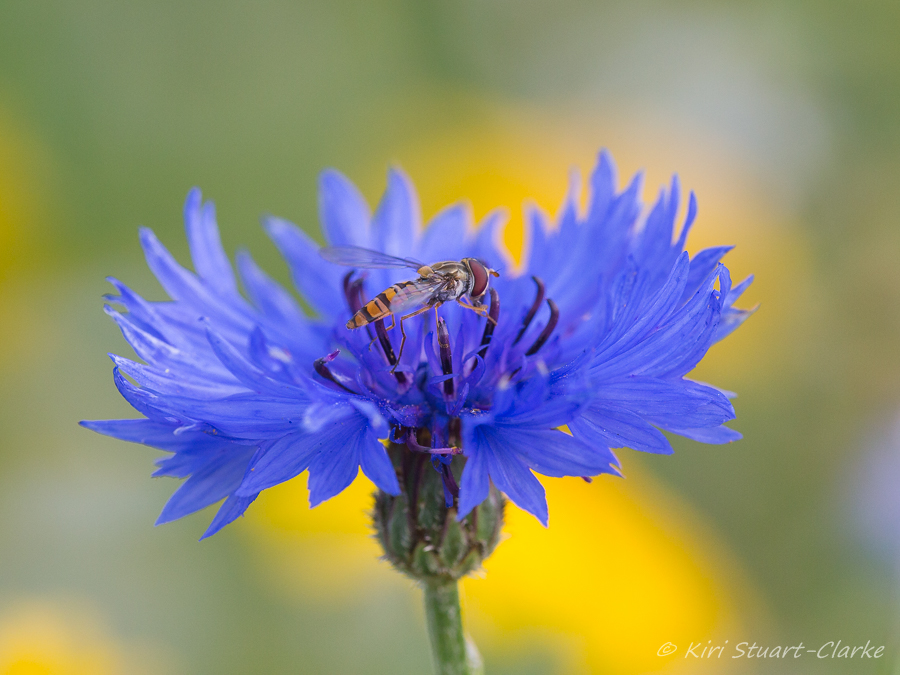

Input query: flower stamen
[525,299,559,356]
[513,276,546,345]
[437,318,454,399]
[376,318,408,385]
[313,349,358,394]
[399,427,461,455]
[477,287,500,359]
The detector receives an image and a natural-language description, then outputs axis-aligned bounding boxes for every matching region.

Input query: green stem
[423,578,483,675]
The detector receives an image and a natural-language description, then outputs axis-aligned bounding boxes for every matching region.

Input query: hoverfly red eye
[468,259,489,297]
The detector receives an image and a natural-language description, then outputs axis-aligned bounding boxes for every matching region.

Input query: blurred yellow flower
[0,600,178,675]
[0,107,59,373]
[0,600,122,675]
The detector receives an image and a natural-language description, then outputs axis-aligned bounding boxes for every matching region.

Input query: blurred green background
[1,1,899,673]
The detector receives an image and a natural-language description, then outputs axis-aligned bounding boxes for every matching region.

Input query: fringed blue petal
[236,431,320,495]
[264,216,346,317]
[318,169,371,247]
[307,432,361,507]
[200,493,258,540]
[417,203,468,265]
[570,405,674,455]
[156,445,256,524]
[184,189,239,297]
[360,437,400,496]
[371,167,420,259]
[457,444,489,521]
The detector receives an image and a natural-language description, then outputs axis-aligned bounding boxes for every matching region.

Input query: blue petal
[264,216,346,317]
[570,404,674,455]
[112,370,307,438]
[104,278,171,343]
[669,425,742,444]
[104,306,214,377]
[205,326,309,398]
[469,209,509,271]
[586,149,617,224]
[153,437,250,478]
[235,250,309,331]
[371,167,419,258]
[156,445,256,524]
[318,169,371,247]
[348,398,390,437]
[483,440,548,526]
[417,203,468,264]
[716,304,757,342]
[682,246,733,303]
[463,420,549,525]
[591,266,721,381]
[111,354,241,399]
[307,433,361,507]
[236,431,321,495]
[491,426,617,478]
[633,180,678,271]
[591,377,735,429]
[140,228,216,307]
[79,418,224,454]
[593,252,691,360]
[200,493,258,540]
[184,189,239,296]
[673,191,698,252]
[457,445,490,520]
[112,367,180,422]
[359,435,400,495]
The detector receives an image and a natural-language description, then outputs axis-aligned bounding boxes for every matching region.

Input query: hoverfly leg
[457,297,497,325]
[389,304,434,373]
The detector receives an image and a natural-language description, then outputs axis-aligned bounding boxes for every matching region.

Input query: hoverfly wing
[319,245,424,270]
[374,276,447,318]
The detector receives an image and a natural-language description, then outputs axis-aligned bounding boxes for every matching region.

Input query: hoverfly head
[463,258,496,299]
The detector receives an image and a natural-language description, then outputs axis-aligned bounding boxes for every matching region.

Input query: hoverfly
[319,246,499,371]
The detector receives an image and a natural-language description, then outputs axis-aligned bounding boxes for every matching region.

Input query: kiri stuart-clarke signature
[657,640,885,660]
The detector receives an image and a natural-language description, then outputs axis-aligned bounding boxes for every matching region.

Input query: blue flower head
[82,150,754,538]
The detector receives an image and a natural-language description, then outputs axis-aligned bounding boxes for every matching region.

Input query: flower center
[313,273,562,508]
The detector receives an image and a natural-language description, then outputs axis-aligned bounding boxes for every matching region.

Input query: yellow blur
[0,599,171,675]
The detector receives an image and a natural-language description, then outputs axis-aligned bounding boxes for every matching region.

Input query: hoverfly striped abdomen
[346,280,420,329]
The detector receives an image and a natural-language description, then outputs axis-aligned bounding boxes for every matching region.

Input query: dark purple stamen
[342,271,367,313]
[401,427,460,455]
[514,276,546,345]
[376,318,408,384]
[581,476,593,483]
[342,272,357,310]
[526,299,559,356]
[437,318,454,398]
[477,287,500,359]
[313,349,358,394]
